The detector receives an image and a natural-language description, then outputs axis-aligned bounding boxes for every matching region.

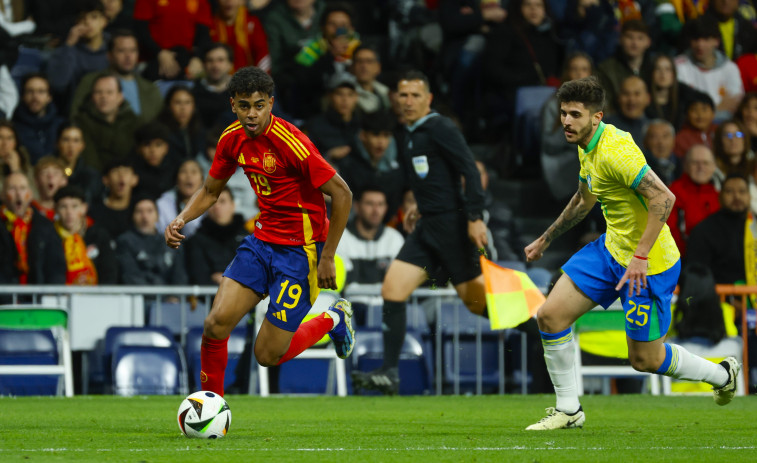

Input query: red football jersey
[209,116,336,246]
[134,0,213,53]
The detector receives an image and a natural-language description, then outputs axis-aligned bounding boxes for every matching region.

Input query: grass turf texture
[1,395,755,462]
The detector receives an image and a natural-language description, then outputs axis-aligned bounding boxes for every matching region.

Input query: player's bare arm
[615,169,675,296]
[525,181,597,262]
[165,174,231,249]
[317,173,352,289]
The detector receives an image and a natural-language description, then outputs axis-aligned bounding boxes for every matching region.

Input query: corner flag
[480,256,545,330]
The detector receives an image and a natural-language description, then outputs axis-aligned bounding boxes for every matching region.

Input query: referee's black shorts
[395,211,481,286]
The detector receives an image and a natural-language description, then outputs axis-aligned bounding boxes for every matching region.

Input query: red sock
[201,335,228,396]
[277,313,334,365]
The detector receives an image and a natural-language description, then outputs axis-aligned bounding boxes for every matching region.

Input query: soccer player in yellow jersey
[524,76,740,430]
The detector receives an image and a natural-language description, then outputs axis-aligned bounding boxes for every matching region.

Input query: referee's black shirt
[396,112,485,219]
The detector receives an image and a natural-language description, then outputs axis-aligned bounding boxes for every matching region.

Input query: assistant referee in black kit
[352,70,489,394]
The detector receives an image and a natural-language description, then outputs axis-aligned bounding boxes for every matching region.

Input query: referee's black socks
[381,300,407,370]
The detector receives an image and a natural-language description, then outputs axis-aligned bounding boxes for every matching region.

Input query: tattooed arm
[615,168,675,297]
[524,181,597,262]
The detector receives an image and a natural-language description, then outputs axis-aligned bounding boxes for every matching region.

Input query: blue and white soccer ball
[177,391,231,439]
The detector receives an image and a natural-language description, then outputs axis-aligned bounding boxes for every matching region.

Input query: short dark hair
[621,19,649,36]
[685,15,721,41]
[202,43,234,63]
[54,185,87,204]
[556,76,605,113]
[228,66,274,98]
[723,172,749,187]
[352,45,380,63]
[361,111,394,133]
[77,0,105,15]
[685,91,715,111]
[93,72,122,93]
[135,122,171,146]
[320,2,354,29]
[108,29,138,53]
[20,72,50,92]
[397,70,431,92]
[355,184,387,202]
[103,158,134,174]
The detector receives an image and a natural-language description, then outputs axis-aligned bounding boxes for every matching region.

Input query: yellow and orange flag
[480,256,545,330]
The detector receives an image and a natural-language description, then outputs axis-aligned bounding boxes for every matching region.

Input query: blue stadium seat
[364,302,430,333]
[101,326,175,388]
[0,328,59,395]
[526,267,553,293]
[112,345,185,396]
[512,86,557,168]
[147,299,209,336]
[186,326,247,392]
[10,46,44,88]
[495,260,528,273]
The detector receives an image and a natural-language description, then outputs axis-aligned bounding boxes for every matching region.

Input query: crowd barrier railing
[715,285,755,393]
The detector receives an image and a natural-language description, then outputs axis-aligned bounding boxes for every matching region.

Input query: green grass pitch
[2,394,756,462]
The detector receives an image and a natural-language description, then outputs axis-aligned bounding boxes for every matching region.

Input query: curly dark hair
[556,76,605,114]
[228,67,274,98]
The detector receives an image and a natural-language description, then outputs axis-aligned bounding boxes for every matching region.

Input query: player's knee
[535,306,560,333]
[628,352,658,373]
[253,346,279,367]
[203,314,229,340]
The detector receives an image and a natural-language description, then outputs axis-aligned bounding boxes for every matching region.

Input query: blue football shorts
[223,234,324,332]
[561,234,681,342]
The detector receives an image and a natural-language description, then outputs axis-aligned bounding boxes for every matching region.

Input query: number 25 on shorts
[277,279,302,309]
[625,300,649,327]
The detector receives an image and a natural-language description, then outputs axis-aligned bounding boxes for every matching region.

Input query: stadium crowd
[0,0,757,351]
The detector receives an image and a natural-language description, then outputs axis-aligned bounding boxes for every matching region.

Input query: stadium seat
[102,326,175,389]
[10,46,44,88]
[112,345,187,396]
[147,298,209,337]
[0,306,74,397]
[495,260,527,273]
[574,308,663,395]
[186,325,248,392]
[364,302,430,333]
[526,267,553,294]
[512,86,557,169]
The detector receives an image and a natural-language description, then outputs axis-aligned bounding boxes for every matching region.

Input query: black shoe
[351,367,399,395]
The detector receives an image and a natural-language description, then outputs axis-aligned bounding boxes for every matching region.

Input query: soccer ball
[177,391,231,438]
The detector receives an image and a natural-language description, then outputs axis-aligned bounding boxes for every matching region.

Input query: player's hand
[165,218,186,249]
[317,255,337,290]
[524,236,549,263]
[467,219,488,251]
[615,256,648,297]
[403,204,420,234]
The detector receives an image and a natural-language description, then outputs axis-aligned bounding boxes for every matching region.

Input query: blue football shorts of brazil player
[561,234,681,342]
[223,234,324,332]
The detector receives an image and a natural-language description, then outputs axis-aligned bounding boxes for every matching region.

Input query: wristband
[633,255,648,260]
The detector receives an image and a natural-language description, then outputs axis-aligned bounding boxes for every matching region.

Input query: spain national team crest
[263,152,276,174]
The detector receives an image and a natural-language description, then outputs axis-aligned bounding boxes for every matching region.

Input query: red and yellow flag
[480,256,545,330]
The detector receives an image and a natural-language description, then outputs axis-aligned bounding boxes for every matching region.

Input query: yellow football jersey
[578,122,680,275]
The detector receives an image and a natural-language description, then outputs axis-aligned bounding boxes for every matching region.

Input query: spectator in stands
[89,158,138,240]
[156,159,205,239]
[116,196,188,285]
[0,121,35,194]
[304,73,360,163]
[54,124,102,202]
[483,0,562,121]
[713,119,754,184]
[53,185,117,285]
[668,144,720,256]
[265,0,324,78]
[597,19,653,115]
[210,0,271,72]
[350,45,390,114]
[705,0,757,61]
[31,156,68,221]
[102,0,133,34]
[686,173,750,284]
[133,0,213,80]
[645,54,704,131]
[675,15,744,120]
[132,123,179,201]
[47,1,109,110]
[540,51,594,202]
[604,75,651,145]
[0,172,66,284]
[674,92,717,157]
[75,73,140,172]
[643,119,681,186]
[339,111,403,220]
[158,86,205,160]
[735,92,757,152]
[12,73,64,164]
[559,0,618,65]
[186,187,247,285]
[192,44,237,130]
[71,30,163,123]
[336,186,404,319]
[195,126,259,222]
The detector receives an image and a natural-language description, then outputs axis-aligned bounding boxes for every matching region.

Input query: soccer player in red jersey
[164,67,354,396]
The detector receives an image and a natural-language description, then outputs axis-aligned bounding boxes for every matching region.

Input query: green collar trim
[584,121,605,153]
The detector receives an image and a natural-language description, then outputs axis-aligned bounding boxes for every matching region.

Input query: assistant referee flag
[480,256,545,330]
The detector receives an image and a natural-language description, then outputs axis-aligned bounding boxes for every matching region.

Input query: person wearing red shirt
[210,0,271,72]
[133,0,213,80]
[668,144,721,256]
[164,67,354,396]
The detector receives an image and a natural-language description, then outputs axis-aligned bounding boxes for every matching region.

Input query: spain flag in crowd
[480,256,544,330]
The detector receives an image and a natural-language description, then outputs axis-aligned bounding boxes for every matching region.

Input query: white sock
[661,344,729,387]
[542,330,580,414]
[325,310,340,329]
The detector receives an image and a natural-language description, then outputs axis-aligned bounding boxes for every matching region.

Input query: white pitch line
[3,446,757,452]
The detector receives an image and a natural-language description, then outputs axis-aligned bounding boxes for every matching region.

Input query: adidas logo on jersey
[273,310,287,322]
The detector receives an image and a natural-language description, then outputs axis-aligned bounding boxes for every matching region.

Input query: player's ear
[593,110,603,126]
[269,95,274,109]
[229,96,235,111]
